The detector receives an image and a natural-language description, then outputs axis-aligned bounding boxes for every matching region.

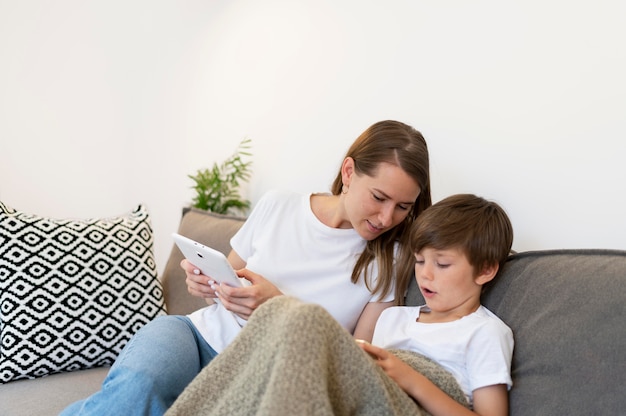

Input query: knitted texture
[166,296,467,416]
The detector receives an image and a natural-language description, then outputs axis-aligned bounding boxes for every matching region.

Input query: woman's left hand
[213,268,283,320]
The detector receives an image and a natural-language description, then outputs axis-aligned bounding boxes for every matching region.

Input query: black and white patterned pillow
[0,202,166,383]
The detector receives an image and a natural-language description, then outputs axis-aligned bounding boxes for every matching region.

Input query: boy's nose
[417,263,434,280]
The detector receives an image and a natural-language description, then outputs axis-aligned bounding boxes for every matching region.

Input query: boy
[360,193,514,416]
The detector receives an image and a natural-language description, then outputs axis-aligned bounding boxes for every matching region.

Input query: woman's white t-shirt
[372,305,514,405]
[189,190,394,352]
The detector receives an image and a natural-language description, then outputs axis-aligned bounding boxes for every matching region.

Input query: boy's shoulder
[474,305,506,323]
[470,305,513,337]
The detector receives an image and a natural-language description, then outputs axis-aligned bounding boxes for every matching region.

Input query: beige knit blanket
[166,296,468,416]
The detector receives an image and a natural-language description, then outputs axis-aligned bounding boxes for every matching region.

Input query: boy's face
[414,247,485,322]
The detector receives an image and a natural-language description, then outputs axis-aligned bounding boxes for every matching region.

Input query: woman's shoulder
[260,188,299,200]
[247,190,312,222]
[257,189,306,209]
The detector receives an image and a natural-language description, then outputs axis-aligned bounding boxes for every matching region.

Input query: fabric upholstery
[2,206,624,416]
[0,367,109,415]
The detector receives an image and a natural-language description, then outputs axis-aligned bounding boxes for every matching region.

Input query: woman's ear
[341,157,355,187]
[475,264,499,286]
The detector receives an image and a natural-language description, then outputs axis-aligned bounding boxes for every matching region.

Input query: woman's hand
[181,258,218,304]
[213,268,283,320]
[182,249,248,304]
[181,257,283,318]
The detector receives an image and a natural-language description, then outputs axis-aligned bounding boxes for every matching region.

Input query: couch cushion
[0,202,166,384]
[0,366,109,416]
[161,208,245,316]
[407,248,626,415]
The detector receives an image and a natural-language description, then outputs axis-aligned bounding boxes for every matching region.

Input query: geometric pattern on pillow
[0,202,166,384]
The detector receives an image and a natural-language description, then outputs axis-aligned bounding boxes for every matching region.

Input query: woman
[60,120,431,416]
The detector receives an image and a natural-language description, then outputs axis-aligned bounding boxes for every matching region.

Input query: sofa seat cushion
[0,203,166,384]
[0,366,108,416]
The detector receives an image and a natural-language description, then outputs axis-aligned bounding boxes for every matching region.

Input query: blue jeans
[60,315,218,416]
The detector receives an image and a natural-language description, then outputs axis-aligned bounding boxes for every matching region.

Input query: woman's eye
[373,194,383,201]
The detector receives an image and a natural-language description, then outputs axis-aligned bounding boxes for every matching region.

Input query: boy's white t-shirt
[189,190,395,352]
[372,305,513,405]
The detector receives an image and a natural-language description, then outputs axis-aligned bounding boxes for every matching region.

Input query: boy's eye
[437,263,451,269]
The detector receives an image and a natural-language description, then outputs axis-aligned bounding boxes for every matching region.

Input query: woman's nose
[377,204,394,228]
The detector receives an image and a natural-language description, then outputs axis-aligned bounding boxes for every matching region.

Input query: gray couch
[1,208,625,415]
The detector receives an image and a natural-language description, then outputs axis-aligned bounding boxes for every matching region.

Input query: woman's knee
[112,316,202,378]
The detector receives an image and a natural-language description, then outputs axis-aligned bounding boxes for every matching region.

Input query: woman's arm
[352,301,394,342]
[359,342,508,416]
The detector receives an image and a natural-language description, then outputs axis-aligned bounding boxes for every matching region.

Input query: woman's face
[343,160,421,241]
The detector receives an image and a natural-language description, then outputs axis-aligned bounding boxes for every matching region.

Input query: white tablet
[172,233,247,288]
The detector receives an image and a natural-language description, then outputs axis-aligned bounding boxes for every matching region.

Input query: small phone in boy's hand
[172,233,249,288]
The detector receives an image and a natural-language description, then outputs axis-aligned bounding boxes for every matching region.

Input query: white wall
[1,0,625,274]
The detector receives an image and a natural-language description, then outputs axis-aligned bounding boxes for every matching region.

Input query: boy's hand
[357,341,417,393]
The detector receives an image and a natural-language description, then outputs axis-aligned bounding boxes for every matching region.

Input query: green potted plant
[188,137,252,216]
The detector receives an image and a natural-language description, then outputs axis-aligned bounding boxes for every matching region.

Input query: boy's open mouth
[421,287,435,296]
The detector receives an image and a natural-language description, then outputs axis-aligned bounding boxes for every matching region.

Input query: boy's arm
[358,342,508,416]
[407,373,508,416]
[471,385,508,416]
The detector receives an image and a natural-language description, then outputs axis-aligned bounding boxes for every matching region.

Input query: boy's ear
[475,264,499,286]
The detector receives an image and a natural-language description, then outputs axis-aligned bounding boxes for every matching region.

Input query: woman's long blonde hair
[331,120,431,305]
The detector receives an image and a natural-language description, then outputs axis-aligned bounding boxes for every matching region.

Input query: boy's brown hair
[410,194,513,275]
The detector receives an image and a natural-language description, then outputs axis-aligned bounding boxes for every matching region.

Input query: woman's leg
[60,315,217,416]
